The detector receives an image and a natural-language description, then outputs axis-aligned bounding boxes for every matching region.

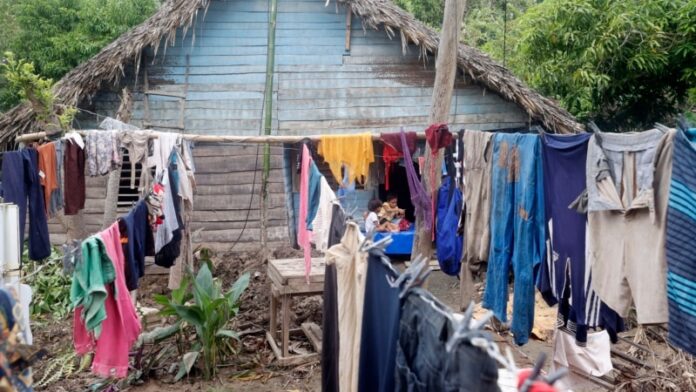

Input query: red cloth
[517,369,558,392]
[381,131,417,154]
[382,144,403,190]
[424,123,453,152]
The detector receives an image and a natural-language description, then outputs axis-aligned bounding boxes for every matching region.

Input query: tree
[0,0,159,111]
[412,0,467,259]
[512,0,696,130]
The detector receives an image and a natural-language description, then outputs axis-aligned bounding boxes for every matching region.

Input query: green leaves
[23,247,71,319]
[157,264,250,380]
[511,0,696,130]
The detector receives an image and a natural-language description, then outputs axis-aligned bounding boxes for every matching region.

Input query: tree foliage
[512,0,696,130]
[0,0,159,111]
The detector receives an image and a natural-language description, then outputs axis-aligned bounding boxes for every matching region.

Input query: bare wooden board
[301,322,323,354]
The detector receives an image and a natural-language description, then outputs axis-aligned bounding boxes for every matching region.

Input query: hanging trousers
[1,150,51,261]
[483,134,545,345]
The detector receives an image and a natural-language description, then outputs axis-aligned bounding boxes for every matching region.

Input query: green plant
[23,247,71,319]
[155,265,250,380]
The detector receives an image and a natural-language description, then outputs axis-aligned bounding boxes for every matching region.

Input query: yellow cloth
[318,133,374,184]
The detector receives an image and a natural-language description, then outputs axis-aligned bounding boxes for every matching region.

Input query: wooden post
[412,0,467,259]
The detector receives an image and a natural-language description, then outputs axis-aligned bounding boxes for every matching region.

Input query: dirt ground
[32,248,685,391]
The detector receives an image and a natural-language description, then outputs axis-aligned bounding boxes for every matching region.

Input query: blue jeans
[483,134,545,345]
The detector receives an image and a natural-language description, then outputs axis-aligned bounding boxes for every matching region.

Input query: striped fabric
[666,131,696,355]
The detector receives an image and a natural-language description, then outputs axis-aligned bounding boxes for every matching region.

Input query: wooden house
[0,0,581,252]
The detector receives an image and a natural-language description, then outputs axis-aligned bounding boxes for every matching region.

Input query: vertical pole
[412,0,467,259]
[261,0,279,257]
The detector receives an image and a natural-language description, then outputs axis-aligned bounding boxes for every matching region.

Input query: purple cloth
[401,130,432,230]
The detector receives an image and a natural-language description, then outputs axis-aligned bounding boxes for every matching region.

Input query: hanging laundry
[552,329,613,391]
[71,236,115,337]
[74,222,141,378]
[322,246,340,392]
[538,133,623,344]
[294,138,319,174]
[63,138,86,215]
[483,133,545,346]
[1,149,51,261]
[396,287,500,391]
[169,149,196,290]
[119,130,151,190]
[436,177,463,276]
[586,129,673,324]
[0,204,21,278]
[381,131,417,191]
[318,133,374,185]
[310,177,337,252]
[154,170,180,257]
[462,130,493,275]
[298,145,313,281]
[321,201,348,392]
[381,131,417,155]
[37,142,58,215]
[358,254,400,392]
[155,154,184,268]
[664,130,696,355]
[119,201,154,291]
[382,144,402,191]
[49,140,65,215]
[401,130,432,230]
[306,161,322,230]
[150,132,180,177]
[325,222,367,392]
[86,130,118,176]
[424,123,453,151]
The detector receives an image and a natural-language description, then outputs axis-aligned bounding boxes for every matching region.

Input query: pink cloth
[74,223,142,378]
[298,145,312,282]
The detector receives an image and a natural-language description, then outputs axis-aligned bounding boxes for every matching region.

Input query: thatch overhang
[0,0,582,148]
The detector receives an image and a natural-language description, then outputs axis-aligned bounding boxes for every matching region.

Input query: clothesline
[15,129,429,144]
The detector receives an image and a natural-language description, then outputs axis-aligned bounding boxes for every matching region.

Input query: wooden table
[267,257,325,366]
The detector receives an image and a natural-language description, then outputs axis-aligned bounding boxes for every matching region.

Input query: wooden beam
[16,130,427,144]
[412,0,467,258]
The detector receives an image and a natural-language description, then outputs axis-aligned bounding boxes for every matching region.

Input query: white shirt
[365,211,379,233]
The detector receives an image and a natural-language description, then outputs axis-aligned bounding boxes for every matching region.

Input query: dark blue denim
[358,255,400,392]
[395,288,500,392]
[1,149,51,261]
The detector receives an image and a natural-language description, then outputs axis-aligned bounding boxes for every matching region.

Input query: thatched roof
[0,0,582,147]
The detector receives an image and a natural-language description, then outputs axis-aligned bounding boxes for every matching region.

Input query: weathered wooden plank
[279,112,528,130]
[195,170,285,185]
[194,155,283,171]
[278,86,459,100]
[191,219,287,231]
[192,145,284,156]
[193,194,286,210]
[132,108,265,121]
[193,226,288,242]
[193,208,287,223]
[343,55,428,65]
[198,241,289,253]
[277,94,507,110]
[194,182,285,196]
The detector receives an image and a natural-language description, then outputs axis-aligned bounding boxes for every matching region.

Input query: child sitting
[379,193,405,222]
[365,199,400,233]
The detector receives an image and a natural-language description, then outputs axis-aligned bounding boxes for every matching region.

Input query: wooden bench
[266,257,325,366]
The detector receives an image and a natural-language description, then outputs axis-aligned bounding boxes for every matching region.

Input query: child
[365,199,399,233]
[379,193,405,222]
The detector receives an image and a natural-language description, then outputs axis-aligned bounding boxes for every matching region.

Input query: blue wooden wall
[68,0,529,251]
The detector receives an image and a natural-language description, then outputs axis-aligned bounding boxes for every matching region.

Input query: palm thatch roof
[0,0,582,147]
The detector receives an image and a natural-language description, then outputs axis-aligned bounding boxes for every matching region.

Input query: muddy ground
[31,247,688,391]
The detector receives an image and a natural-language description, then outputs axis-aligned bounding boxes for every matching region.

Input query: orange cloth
[37,142,58,215]
[318,133,374,185]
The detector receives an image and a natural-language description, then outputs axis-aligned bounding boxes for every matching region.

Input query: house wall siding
[65,0,528,251]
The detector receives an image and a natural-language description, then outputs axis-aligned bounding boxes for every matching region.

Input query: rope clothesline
[14,129,429,144]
